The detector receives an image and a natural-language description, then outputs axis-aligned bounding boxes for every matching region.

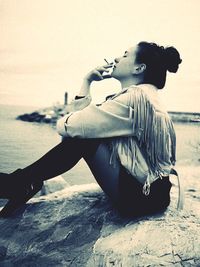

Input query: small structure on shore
[16,92,69,124]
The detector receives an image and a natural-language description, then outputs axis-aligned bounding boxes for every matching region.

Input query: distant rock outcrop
[16,105,66,124]
[0,167,200,267]
[16,105,200,124]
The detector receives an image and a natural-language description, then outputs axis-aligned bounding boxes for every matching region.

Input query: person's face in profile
[111,46,138,80]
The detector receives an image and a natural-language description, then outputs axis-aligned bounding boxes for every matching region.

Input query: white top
[57,84,176,195]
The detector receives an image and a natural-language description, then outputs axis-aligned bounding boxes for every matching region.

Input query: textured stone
[0,166,200,267]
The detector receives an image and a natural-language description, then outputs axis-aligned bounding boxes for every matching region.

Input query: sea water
[0,104,94,185]
[0,104,200,185]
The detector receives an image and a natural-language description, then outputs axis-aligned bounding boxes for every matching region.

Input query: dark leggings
[23,137,121,203]
[22,137,171,215]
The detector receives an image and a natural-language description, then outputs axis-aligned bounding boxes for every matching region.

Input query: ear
[133,63,146,74]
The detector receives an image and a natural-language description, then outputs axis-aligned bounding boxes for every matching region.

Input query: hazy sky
[0,0,200,111]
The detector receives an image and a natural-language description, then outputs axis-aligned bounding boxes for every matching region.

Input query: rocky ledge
[0,167,200,267]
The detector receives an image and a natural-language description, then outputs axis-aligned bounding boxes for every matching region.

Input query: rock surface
[0,167,200,267]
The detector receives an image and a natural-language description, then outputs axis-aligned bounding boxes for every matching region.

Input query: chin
[111,70,119,79]
[111,74,119,81]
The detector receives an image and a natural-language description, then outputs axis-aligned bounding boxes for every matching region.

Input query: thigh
[84,142,121,203]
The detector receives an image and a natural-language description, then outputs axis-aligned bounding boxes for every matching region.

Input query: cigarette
[104,58,110,65]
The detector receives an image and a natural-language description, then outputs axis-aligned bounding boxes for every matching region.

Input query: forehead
[126,46,138,54]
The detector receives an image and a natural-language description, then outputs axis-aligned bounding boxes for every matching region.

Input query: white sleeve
[64,95,92,113]
[56,95,134,138]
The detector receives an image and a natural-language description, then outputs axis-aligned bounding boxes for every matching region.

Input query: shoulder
[127,84,158,96]
[118,84,156,107]
[109,84,159,107]
[127,84,169,114]
[110,84,150,107]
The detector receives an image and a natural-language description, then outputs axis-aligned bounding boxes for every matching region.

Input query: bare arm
[64,64,113,113]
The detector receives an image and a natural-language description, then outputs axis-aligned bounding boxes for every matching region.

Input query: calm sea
[0,105,95,185]
[0,104,200,185]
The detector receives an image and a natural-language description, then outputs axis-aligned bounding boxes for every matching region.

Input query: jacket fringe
[110,87,176,194]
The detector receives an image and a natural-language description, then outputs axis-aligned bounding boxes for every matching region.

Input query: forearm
[78,78,92,97]
[63,78,92,114]
[57,100,134,138]
[77,63,112,97]
[59,64,112,129]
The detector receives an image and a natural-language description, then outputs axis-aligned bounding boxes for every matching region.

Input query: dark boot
[0,172,13,199]
[0,169,29,199]
[0,169,43,217]
[0,138,100,217]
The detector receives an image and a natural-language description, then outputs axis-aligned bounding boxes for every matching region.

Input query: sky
[0,0,200,111]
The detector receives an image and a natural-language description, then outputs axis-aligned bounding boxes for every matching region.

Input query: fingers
[102,74,112,79]
[103,63,114,68]
[96,65,112,72]
[96,64,114,80]
[95,64,113,77]
[85,63,113,82]
[93,69,104,80]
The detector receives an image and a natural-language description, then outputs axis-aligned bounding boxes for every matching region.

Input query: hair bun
[164,47,182,73]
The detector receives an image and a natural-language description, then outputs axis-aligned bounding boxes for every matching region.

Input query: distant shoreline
[15,105,200,124]
[169,111,200,123]
[169,111,200,116]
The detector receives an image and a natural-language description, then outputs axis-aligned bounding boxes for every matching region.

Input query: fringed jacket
[57,84,176,196]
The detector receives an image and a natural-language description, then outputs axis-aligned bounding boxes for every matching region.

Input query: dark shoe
[0,172,16,199]
[0,180,43,217]
[0,169,27,198]
[0,169,44,217]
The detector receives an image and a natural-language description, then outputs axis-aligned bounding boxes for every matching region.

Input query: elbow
[56,117,67,137]
[56,114,84,138]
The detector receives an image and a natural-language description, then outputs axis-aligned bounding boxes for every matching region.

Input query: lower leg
[19,137,101,183]
[0,137,101,216]
[84,143,121,203]
[0,137,100,197]
[27,138,121,203]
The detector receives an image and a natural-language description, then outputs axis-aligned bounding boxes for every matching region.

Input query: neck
[119,77,144,89]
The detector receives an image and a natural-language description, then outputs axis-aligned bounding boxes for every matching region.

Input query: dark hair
[136,41,182,89]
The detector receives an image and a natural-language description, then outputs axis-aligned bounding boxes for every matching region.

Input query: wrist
[83,76,92,85]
